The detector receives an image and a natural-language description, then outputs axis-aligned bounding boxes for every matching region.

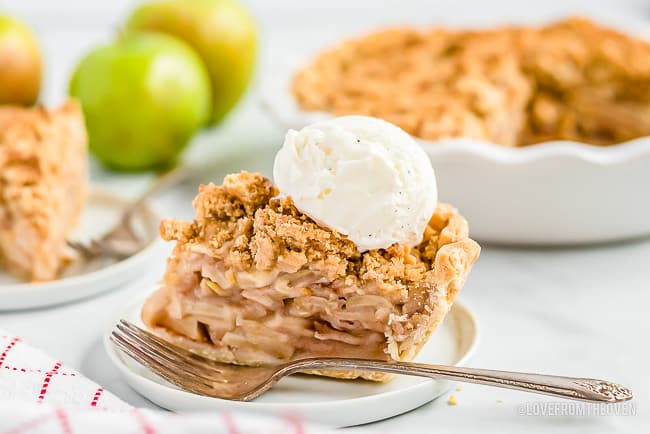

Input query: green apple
[126,0,257,124]
[0,15,42,105]
[70,32,211,171]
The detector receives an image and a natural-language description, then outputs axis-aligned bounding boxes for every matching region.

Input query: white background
[0,1,649,433]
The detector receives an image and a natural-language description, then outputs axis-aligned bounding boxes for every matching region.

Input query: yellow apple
[0,15,42,105]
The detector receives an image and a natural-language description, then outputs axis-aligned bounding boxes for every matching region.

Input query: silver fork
[68,166,190,259]
[111,320,633,403]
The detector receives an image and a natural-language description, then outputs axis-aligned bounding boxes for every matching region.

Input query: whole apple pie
[293,17,650,146]
[142,172,480,381]
[0,101,87,281]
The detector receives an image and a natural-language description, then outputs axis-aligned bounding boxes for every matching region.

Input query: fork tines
[110,321,225,391]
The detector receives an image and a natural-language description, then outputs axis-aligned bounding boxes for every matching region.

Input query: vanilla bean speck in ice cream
[273,115,437,252]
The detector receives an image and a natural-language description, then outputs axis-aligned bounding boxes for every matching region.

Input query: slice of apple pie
[142,172,480,381]
[0,101,88,281]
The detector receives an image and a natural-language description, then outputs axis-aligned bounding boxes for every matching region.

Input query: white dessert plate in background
[261,18,650,245]
[0,190,161,311]
[104,292,479,427]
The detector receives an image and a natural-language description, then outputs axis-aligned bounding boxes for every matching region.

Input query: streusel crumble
[293,17,650,146]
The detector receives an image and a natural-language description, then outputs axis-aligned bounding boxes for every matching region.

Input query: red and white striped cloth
[0,330,360,434]
[0,331,128,411]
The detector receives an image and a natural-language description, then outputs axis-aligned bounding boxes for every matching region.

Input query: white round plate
[0,190,161,311]
[261,17,650,246]
[104,292,479,427]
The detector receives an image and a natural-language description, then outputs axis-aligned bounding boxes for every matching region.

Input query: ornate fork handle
[285,358,633,403]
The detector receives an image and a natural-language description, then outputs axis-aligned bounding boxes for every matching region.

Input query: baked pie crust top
[292,17,650,147]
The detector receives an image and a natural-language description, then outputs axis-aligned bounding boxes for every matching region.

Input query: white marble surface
[0,0,649,432]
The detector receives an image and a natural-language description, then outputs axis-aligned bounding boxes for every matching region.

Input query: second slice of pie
[0,101,88,281]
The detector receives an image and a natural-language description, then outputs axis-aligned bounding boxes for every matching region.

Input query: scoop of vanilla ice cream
[273,115,437,252]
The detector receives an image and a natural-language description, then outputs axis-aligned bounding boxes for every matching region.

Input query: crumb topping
[160,172,478,298]
[292,17,650,146]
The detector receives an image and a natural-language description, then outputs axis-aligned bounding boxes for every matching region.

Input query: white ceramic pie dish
[420,138,650,245]
[261,32,650,245]
[264,88,650,245]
